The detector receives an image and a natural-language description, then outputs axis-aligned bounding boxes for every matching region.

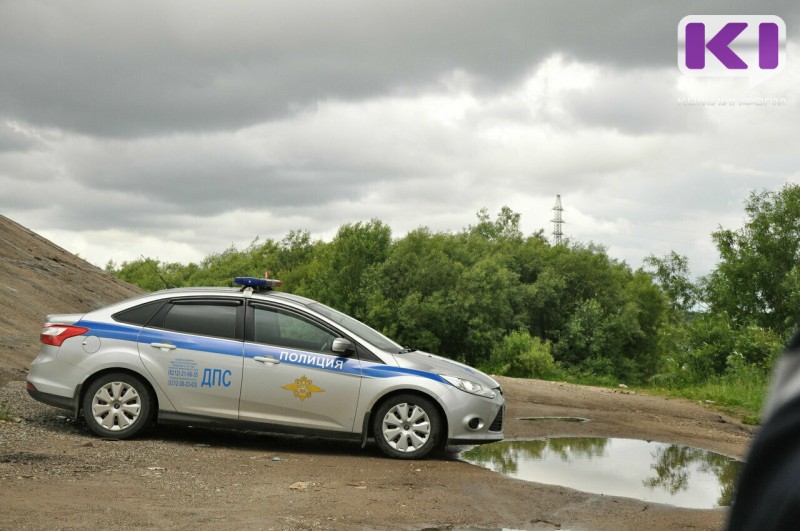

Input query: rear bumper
[27,346,87,416]
[26,384,77,412]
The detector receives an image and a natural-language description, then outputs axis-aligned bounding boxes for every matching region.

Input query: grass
[0,406,12,422]
[638,372,769,424]
[543,364,769,424]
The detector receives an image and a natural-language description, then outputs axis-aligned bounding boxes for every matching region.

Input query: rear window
[113,300,165,326]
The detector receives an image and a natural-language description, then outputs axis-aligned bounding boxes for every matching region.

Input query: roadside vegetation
[108,183,800,421]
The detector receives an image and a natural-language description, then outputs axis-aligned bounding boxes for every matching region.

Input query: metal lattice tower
[551,195,564,245]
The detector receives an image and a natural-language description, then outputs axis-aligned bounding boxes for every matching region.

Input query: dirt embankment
[0,215,142,372]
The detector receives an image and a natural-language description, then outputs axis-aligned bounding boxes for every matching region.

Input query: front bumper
[442,387,505,445]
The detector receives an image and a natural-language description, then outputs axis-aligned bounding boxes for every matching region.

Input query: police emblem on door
[282,375,325,401]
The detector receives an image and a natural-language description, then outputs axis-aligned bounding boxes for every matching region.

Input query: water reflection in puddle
[461,438,742,509]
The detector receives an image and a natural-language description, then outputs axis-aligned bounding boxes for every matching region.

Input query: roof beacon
[234,277,282,290]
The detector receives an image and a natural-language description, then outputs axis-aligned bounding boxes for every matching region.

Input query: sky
[1,1,798,279]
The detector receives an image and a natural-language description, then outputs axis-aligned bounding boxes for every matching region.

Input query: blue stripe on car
[75,320,448,384]
[75,320,141,343]
[361,364,449,384]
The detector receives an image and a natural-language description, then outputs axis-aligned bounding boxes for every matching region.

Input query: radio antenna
[141,255,173,289]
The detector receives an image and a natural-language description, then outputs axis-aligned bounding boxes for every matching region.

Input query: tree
[363,228,463,354]
[304,220,391,319]
[469,206,523,242]
[643,252,700,313]
[705,183,800,338]
[108,206,674,384]
[113,257,182,291]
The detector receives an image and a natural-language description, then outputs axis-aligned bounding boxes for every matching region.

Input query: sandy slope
[0,215,143,370]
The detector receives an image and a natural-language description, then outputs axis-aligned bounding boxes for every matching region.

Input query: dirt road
[1,369,752,530]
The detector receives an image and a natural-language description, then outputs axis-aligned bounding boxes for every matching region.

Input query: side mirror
[331,338,356,356]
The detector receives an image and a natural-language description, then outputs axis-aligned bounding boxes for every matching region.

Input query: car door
[238,301,362,432]
[137,298,244,419]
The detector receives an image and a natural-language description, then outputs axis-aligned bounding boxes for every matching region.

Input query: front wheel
[372,394,442,459]
[82,373,153,439]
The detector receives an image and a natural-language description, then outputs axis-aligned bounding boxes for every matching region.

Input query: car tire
[82,373,153,439]
[372,394,442,459]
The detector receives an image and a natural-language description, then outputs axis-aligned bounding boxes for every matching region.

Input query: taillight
[40,324,90,347]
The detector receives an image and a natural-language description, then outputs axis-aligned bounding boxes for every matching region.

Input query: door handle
[150,342,177,351]
[254,356,280,364]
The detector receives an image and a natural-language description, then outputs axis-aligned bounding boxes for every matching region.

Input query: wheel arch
[365,388,449,445]
[79,367,160,422]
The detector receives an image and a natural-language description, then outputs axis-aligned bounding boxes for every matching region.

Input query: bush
[664,314,785,384]
[729,324,784,370]
[484,330,557,379]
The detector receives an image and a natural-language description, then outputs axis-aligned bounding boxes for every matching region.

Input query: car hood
[392,350,500,389]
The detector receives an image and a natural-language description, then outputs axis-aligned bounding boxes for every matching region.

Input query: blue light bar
[234,277,282,288]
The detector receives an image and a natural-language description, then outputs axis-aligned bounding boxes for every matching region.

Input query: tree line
[107,184,800,387]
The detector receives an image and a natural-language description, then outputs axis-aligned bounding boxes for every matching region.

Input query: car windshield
[308,302,402,353]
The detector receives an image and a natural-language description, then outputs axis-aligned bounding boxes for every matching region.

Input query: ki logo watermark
[678,15,786,87]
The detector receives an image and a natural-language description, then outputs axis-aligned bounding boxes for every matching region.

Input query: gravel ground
[1,371,753,530]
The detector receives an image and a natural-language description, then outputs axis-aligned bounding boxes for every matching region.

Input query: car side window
[113,300,165,326]
[160,300,241,340]
[252,305,337,354]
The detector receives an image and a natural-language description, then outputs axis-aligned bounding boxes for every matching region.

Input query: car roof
[144,286,316,307]
[261,291,316,306]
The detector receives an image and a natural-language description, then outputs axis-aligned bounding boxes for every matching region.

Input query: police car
[27,277,504,459]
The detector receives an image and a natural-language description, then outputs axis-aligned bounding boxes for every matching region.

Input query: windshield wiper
[398,347,417,354]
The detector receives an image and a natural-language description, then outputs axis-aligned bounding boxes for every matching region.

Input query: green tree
[108,206,674,385]
[305,220,392,319]
[543,242,667,381]
[644,251,700,313]
[363,228,461,348]
[705,183,800,338]
[470,206,523,242]
[267,230,321,293]
[112,257,183,291]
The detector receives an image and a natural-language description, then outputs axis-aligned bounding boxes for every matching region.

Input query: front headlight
[441,375,496,399]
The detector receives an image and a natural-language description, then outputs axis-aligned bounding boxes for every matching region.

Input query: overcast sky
[1,1,798,279]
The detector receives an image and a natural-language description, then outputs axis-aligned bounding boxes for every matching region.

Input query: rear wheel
[82,373,153,439]
[372,394,442,459]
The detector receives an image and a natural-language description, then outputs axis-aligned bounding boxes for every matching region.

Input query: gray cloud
[2,0,796,138]
[1,0,798,275]
[0,122,39,152]
[561,68,709,134]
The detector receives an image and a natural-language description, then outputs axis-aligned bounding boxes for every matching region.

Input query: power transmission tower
[551,195,564,245]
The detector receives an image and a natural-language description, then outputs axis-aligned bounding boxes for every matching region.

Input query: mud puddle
[461,437,742,509]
